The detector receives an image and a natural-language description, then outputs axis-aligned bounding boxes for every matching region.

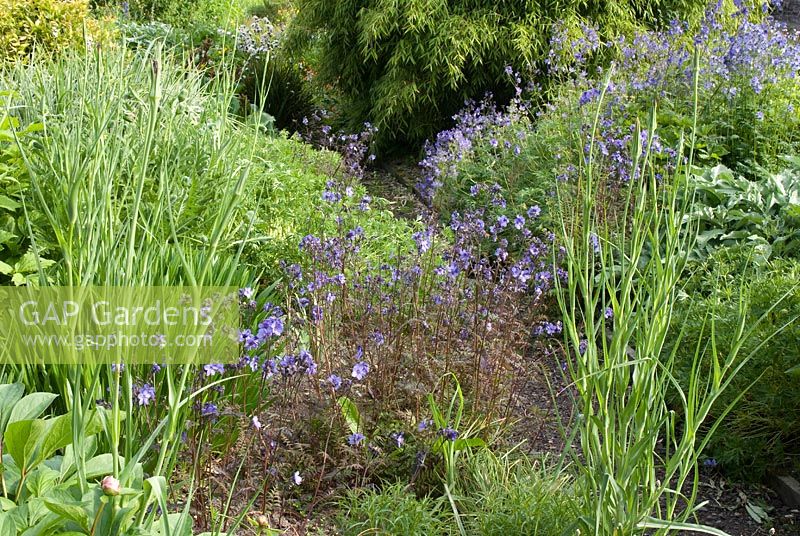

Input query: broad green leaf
[337,396,360,435]
[0,497,15,511]
[42,499,89,532]
[5,419,38,470]
[0,230,17,245]
[83,454,118,480]
[25,466,59,498]
[14,252,55,275]
[0,512,14,534]
[0,196,20,211]
[0,383,24,432]
[8,393,58,425]
[37,414,73,467]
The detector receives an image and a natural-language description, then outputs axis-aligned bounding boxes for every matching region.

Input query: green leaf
[4,419,39,470]
[452,437,485,451]
[337,396,360,435]
[14,252,55,275]
[110,505,138,535]
[0,196,20,211]
[0,383,25,433]
[0,512,14,534]
[42,499,90,531]
[37,414,73,466]
[83,454,117,480]
[145,476,173,536]
[25,466,59,497]
[745,501,770,524]
[8,393,57,425]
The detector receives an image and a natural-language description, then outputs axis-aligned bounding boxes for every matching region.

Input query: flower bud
[101,475,121,496]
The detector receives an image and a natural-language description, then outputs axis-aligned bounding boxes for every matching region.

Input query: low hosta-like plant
[687,158,800,262]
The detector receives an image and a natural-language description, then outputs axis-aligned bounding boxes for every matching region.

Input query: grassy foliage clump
[337,483,451,536]
[669,250,800,479]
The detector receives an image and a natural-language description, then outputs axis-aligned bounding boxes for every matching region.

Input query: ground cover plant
[0,0,798,534]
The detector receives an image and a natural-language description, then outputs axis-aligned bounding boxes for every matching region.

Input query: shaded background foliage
[290,0,712,152]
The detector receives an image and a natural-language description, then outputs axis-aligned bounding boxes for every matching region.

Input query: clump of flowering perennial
[417,85,533,205]
[546,2,800,182]
[236,17,278,58]
[420,2,800,219]
[299,114,377,180]
[279,173,557,432]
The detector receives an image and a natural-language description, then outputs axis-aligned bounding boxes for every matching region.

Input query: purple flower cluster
[299,115,377,180]
[547,3,800,180]
[417,78,533,204]
[269,169,560,445]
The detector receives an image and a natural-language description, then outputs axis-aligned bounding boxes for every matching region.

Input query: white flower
[292,471,302,485]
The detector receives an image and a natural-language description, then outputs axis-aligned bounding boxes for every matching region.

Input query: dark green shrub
[667,250,800,479]
[291,0,709,151]
[240,51,317,131]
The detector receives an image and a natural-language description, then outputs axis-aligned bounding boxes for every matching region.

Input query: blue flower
[579,88,601,107]
[439,427,459,441]
[390,431,405,448]
[347,432,365,446]
[201,403,219,418]
[135,384,155,406]
[203,363,225,376]
[328,374,342,390]
[352,361,370,381]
